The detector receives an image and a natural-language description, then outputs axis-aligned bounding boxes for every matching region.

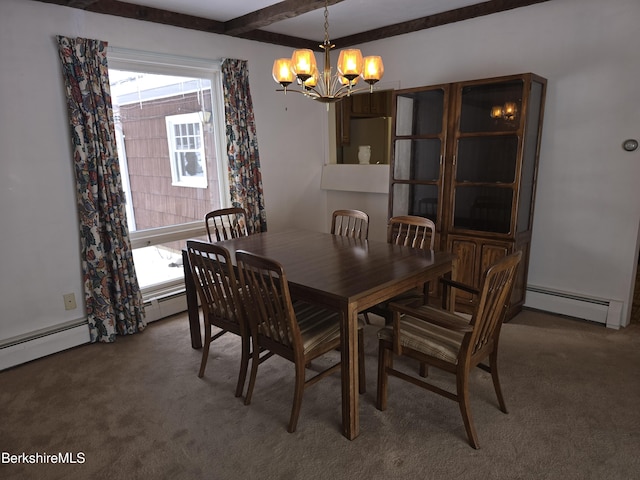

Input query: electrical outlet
[63,293,77,310]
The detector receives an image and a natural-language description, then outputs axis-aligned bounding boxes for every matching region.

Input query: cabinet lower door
[448,235,512,312]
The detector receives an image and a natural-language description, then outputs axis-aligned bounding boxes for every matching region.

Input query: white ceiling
[122,0,486,40]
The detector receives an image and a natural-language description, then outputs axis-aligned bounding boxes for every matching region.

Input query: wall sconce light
[490,102,518,121]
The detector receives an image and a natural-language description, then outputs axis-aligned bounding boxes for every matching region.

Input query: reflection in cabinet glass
[395,89,445,136]
[456,136,518,183]
[391,184,440,221]
[460,80,523,133]
[394,139,441,181]
[454,186,513,233]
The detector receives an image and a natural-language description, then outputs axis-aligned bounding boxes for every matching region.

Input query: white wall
[1,0,639,367]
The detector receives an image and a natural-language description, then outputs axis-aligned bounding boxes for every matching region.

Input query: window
[166,112,207,188]
[107,48,228,317]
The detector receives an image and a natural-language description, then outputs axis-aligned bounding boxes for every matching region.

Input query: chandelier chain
[323,3,329,46]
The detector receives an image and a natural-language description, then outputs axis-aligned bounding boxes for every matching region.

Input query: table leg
[340,303,360,440]
[183,249,202,349]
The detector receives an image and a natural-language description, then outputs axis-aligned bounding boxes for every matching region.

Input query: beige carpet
[1,309,639,480]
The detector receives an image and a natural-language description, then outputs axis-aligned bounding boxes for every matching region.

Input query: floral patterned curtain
[221,59,267,233]
[57,36,145,343]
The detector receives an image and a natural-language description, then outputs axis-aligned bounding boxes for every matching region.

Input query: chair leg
[288,361,306,433]
[419,362,428,378]
[358,329,366,394]
[235,335,250,398]
[489,349,508,413]
[457,369,479,449]
[197,326,211,378]
[376,340,390,411]
[244,337,261,406]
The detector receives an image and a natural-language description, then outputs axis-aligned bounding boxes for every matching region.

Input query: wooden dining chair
[388,215,436,250]
[331,209,369,240]
[376,251,522,448]
[205,207,249,242]
[186,240,250,398]
[364,215,437,324]
[236,250,366,433]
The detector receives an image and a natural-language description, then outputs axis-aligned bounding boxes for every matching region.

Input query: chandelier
[272,0,384,104]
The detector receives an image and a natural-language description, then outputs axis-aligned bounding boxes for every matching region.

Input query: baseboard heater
[142,289,187,323]
[0,289,188,372]
[525,285,624,329]
[0,319,90,371]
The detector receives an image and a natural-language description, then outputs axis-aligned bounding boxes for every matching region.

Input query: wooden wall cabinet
[388,73,546,318]
[351,90,392,116]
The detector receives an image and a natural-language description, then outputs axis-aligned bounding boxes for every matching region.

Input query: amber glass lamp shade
[272,58,294,88]
[291,49,317,82]
[362,56,384,85]
[339,75,360,86]
[337,49,363,81]
[303,66,318,89]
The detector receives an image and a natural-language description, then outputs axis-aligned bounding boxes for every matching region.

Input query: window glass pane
[132,244,185,288]
[110,70,221,231]
[109,65,225,293]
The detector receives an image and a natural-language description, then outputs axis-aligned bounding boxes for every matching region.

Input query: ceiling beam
[66,0,101,7]
[35,0,226,34]
[233,30,320,51]
[333,0,553,48]
[224,0,346,36]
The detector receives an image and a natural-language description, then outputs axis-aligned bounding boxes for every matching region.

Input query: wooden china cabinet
[388,73,547,318]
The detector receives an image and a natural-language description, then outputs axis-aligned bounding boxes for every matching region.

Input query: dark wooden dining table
[183,229,457,440]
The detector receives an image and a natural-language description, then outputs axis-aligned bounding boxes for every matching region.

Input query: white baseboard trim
[525,285,624,329]
[0,291,188,371]
[0,322,90,371]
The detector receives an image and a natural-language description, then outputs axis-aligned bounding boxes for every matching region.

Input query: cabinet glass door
[451,80,523,234]
[391,88,446,223]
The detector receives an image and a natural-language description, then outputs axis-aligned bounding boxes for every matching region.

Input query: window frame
[107,47,229,305]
